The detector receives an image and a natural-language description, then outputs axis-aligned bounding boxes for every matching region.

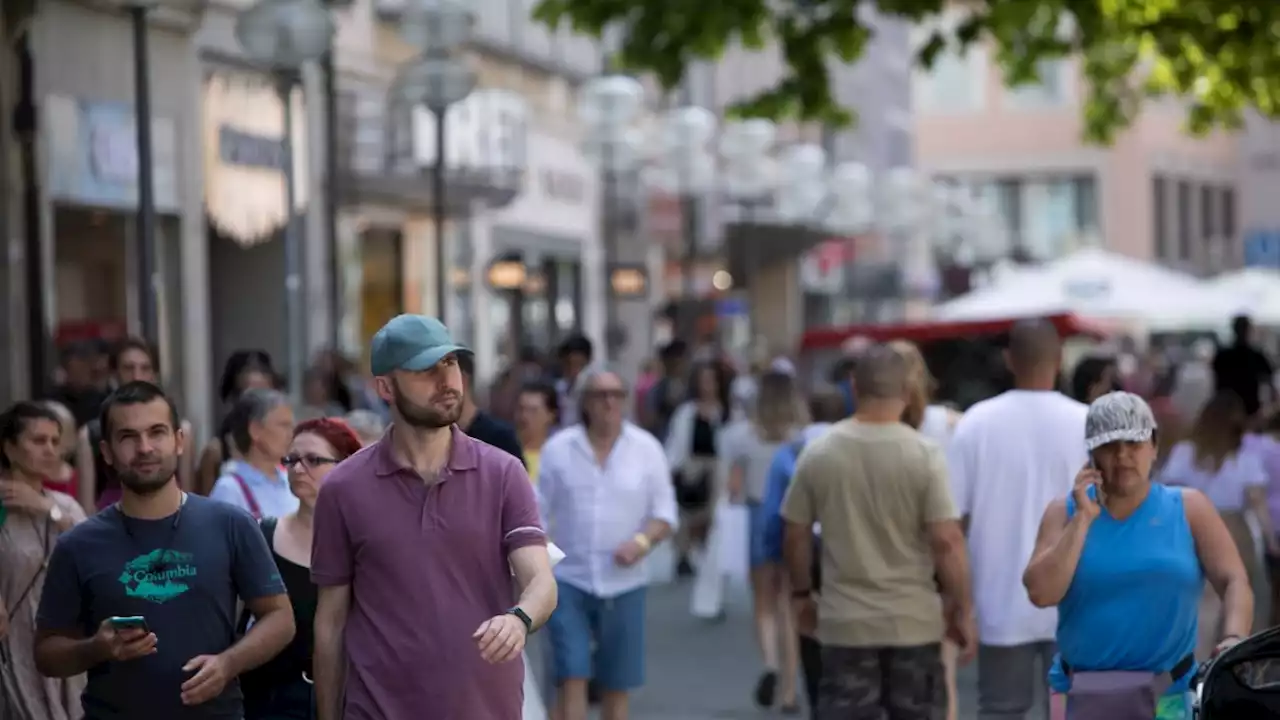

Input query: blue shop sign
[1245,229,1280,268]
[46,96,178,212]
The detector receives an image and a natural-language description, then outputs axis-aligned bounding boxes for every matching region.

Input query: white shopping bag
[690,499,751,618]
[716,501,751,587]
[521,650,548,720]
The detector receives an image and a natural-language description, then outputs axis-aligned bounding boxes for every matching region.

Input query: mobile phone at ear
[108,616,149,633]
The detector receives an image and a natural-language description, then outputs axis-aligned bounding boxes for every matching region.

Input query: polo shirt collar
[374,424,479,477]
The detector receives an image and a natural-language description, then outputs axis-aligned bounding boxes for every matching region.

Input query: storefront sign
[203,72,308,247]
[218,126,285,171]
[44,95,179,212]
[412,89,528,173]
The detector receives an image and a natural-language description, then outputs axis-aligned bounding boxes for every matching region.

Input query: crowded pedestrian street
[11,0,1280,719]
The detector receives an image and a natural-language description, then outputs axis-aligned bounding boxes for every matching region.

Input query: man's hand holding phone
[1073,463,1103,521]
[93,617,157,662]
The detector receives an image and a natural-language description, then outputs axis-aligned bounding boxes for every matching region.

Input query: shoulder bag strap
[259,516,279,552]
[230,474,262,520]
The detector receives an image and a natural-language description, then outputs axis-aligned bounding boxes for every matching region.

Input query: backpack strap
[229,474,263,520]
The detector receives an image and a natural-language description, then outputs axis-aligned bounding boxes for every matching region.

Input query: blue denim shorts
[546,582,646,691]
[747,500,779,568]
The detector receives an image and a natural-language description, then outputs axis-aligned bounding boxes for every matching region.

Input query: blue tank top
[1048,482,1202,694]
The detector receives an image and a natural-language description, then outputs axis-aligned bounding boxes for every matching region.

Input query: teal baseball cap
[369,314,471,377]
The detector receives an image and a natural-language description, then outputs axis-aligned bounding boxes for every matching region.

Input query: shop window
[360,229,404,364]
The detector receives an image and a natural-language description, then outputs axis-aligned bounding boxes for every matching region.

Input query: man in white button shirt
[538,366,679,720]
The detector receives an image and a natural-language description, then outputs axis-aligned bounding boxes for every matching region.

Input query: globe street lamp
[648,107,716,300]
[718,119,777,222]
[392,0,476,321]
[578,74,646,359]
[236,0,335,401]
[108,0,204,349]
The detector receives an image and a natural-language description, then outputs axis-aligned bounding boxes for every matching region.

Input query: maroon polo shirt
[311,425,547,720]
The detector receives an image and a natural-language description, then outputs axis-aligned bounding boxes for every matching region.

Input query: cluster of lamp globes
[576,75,1003,248]
[233,0,479,111]
[227,0,1000,255]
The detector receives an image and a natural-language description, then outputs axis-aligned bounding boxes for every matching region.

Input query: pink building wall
[915,57,1238,267]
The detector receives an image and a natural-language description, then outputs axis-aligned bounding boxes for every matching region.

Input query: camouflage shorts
[817,644,946,720]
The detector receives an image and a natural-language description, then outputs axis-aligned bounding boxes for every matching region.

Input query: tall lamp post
[647,107,715,333]
[235,0,334,402]
[715,120,775,345]
[110,0,202,347]
[578,75,645,360]
[394,0,476,320]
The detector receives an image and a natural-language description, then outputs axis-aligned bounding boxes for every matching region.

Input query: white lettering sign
[412,89,528,172]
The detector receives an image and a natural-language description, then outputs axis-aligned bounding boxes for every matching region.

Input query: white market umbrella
[934,247,1228,325]
[1204,268,1280,325]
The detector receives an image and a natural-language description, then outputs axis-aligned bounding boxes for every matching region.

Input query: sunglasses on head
[282,453,338,469]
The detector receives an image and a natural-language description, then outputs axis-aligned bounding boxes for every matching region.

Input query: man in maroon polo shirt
[311,314,558,720]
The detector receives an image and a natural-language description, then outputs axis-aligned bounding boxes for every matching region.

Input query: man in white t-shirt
[946,320,1088,719]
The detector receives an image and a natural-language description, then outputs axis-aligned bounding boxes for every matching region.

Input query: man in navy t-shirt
[35,381,294,719]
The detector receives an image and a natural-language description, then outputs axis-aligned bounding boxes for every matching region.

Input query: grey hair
[852,344,910,400]
[228,387,290,454]
[344,409,386,443]
[574,364,629,428]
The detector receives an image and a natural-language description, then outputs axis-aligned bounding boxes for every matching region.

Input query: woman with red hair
[241,417,362,720]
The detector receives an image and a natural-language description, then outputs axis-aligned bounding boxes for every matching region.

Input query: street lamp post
[716,120,776,342]
[129,3,159,347]
[235,0,335,402]
[579,75,645,360]
[111,0,201,347]
[648,108,715,335]
[393,0,476,321]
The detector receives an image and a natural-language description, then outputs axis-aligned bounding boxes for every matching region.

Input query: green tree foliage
[532,0,1280,144]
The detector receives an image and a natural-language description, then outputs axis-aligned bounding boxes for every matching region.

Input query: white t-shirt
[947,390,1089,646]
[919,405,960,451]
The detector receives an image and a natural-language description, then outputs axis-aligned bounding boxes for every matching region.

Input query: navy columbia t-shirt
[37,494,286,719]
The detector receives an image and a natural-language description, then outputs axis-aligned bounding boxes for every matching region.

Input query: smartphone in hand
[108,616,149,633]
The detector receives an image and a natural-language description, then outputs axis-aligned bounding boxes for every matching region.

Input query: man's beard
[393,384,462,429]
[116,456,179,496]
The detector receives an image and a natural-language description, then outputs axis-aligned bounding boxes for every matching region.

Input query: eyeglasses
[282,454,338,469]
[585,389,626,400]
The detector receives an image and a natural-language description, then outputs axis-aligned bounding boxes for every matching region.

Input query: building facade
[339,0,631,387]
[13,0,211,424]
[1238,112,1280,269]
[914,27,1239,275]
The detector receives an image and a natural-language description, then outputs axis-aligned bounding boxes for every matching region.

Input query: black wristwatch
[791,589,814,600]
[507,606,534,634]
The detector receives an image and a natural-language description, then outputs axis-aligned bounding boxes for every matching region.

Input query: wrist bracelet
[632,533,651,552]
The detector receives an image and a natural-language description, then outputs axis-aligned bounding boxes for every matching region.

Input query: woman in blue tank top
[1022,392,1254,720]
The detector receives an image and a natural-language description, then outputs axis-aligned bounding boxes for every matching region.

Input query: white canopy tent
[1203,268,1280,325]
[933,248,1233,325]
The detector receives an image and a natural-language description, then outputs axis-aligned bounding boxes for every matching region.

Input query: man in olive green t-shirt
[781,344,976,719]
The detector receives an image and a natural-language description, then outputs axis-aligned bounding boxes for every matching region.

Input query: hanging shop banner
[202,72,308,247]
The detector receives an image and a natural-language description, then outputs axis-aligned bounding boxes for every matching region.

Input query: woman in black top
[241,417,363,720]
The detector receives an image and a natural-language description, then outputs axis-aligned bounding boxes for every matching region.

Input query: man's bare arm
[314,584,351,720]
[221,594,294,675]
[783,521,814,592]
[928,519,972,616]
[510,545,557,629]
[34,630,108,678]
